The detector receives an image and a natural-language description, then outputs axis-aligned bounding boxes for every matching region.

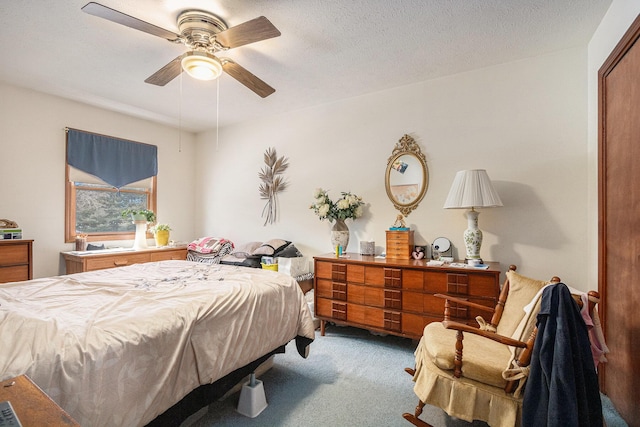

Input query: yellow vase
[155,230,170,247]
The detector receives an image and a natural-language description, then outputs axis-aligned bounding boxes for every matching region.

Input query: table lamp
[443,169,502,264]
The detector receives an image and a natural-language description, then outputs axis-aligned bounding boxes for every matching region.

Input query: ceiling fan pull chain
[178,72,183,153]
[216,77,220,152]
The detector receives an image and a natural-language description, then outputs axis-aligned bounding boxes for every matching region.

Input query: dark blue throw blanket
[522,283,602,426]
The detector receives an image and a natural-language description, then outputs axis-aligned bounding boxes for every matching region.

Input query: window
[65,129,157,243]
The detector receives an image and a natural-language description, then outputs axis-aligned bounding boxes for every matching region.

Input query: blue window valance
[66,128,158,189]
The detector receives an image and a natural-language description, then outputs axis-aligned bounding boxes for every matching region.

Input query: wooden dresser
[0,240,33,284]
[313,253,501,339]
[0,375,79,426]
[62,246,187,274]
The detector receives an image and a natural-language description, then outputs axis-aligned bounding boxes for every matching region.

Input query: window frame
[64,164,157,244]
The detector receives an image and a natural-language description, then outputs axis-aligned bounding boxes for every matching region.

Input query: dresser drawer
[316,298,347,321]
[317,278,347,300]
[0,243,30,266]
[84,253,151,271]
[0,265,30,283]
[315,261,347,280]
[386,231,413,243]
[150,249,187,261]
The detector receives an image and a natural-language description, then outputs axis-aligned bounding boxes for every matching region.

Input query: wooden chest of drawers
[0,240,33,283]
[313,253,500,339]
[386,230,414,259]
[62,246,187,274]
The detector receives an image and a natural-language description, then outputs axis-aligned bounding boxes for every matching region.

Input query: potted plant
[150,224,171,247]
[121,208,156,223]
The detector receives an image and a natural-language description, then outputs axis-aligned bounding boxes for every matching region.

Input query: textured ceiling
[0,1,612,132]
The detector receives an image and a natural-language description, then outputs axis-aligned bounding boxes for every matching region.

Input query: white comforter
[0,260,315,426]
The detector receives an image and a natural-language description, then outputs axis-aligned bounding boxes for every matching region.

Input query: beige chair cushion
[496,271,549,338]
[423,322,511,388]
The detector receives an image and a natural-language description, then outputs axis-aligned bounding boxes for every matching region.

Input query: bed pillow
[251,239,290,256]
[232,241,263,258]
[276,243,303,258]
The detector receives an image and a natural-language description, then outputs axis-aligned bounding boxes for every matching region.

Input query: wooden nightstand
[0,375,79,426]
[0,240,33,284]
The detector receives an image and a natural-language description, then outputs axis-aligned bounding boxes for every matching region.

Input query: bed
[0,260,315,426]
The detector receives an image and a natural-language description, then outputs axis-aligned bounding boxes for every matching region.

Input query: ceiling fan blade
[222,60,275,98]
[216,16,281,49]
[145,55,185,86]
[82,2,180,41]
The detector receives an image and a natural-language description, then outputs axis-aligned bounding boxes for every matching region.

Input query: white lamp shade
[443,169,503,209]
[181,52,223,81]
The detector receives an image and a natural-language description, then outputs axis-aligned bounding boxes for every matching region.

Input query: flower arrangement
[149,224,171,234]
[121,208,156,223]
[310,188,364,222]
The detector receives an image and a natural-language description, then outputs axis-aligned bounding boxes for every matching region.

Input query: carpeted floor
[190,325,627,427]
[191,325,487,427]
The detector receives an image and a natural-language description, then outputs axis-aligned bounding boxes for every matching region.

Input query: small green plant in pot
[150,224,171,247]
[121,208,156,223]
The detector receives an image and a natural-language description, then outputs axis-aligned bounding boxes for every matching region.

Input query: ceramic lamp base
[463,209,483,261]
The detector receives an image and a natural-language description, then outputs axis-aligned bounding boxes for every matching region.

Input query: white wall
[196,47,591,288]
[5,13,626,289]
[586,2,640,288]
[0,83,198,278]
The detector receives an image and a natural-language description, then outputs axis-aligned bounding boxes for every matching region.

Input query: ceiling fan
[81,2,281,98]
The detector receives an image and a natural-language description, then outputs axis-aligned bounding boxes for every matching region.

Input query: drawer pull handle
[113,260,128,266]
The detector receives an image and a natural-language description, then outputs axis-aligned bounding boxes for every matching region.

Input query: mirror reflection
[385,134,428,216]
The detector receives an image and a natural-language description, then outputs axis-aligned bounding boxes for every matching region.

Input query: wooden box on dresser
[386,230,414,260]
[62,246,187,274]
[313,253,500,339]
[0,240,33,284]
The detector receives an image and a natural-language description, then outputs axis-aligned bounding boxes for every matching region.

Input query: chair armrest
[442,320,528,349]
[434,293,496,314]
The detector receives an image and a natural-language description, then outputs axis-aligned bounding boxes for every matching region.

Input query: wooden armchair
[403,266,600,427]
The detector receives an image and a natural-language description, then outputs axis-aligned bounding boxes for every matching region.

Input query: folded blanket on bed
[187,237,234,254]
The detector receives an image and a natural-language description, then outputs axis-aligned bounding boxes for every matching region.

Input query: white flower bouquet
[310,188,364,222]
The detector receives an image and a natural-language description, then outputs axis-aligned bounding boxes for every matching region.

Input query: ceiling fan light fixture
[181,52,222,81]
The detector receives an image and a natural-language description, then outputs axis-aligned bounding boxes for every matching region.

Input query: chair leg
[403,401,433,427]
[403,367,430,426]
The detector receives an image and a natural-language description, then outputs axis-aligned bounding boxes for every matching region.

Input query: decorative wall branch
[259,147,289,226]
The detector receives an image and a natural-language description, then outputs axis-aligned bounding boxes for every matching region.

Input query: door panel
[598,14,640,425]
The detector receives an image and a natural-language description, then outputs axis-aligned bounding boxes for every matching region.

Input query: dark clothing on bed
[522,283,602,427]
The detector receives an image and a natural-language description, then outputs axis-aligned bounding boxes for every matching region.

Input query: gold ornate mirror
[385,134,428,216]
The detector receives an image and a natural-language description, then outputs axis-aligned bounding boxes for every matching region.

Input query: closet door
[598,14,640,425]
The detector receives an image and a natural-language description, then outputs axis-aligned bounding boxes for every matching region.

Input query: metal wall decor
[259,147,289,225]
